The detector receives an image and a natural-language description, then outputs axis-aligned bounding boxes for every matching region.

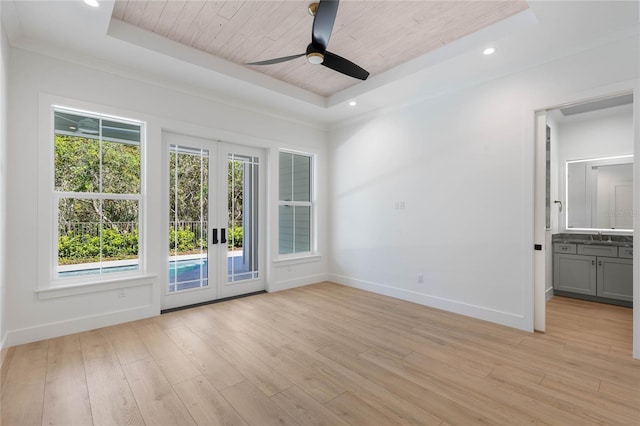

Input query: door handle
[221,228,227,244]
[212,228,219,245]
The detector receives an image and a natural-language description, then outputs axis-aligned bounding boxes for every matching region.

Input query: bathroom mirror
[566,155,633,231]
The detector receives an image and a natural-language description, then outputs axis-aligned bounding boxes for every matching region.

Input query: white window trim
[277,149,316,260]
[37,96,151,295]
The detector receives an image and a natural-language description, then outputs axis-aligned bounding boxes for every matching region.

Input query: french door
[162,133,264,310]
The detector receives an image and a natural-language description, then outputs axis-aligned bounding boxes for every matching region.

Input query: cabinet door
[553,254,596,295]
[597,257,633,301]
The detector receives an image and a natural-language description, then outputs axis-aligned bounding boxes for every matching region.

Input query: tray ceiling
[112,0,529,97]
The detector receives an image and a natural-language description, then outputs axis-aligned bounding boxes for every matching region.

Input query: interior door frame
[534,110,547,332]
[532,84,639,359]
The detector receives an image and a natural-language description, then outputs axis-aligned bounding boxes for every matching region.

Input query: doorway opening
[534,92,635,355]
[162,133,265,310]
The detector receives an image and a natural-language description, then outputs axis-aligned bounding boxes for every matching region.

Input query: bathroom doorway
[534,91,637,358]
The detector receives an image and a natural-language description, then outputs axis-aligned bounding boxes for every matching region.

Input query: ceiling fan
[246,0,369,80]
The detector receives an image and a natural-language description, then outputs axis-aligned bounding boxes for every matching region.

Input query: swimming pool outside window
[53,107,144,280]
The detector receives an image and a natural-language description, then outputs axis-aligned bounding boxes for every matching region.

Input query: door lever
[221,228,227,244]
[212,228,219,244]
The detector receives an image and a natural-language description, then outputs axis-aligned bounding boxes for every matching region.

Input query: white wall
[0,1,8,352]
[557,105,634,162]
[328,34,638,332]
[5,47,328,346]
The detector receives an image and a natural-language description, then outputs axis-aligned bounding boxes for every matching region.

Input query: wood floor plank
[319,344,476,425]
[4,340,49,382]
[1,341,49,426]
[84,354,145,426]
[2,284,638,426]
[325,391,400,425]
[193,328,293,397]
[79,328,117,361]
[289,342,443,426]
[220,380,299,426]
[46,334,81,359]
[598,379,640,406]
[362,347,570,425]
[271,386,349,426]
[1,381,46,426]
[201,326,346,403]
[131,321,201,385]
[42,349,92,426]
[164,326,245,391]
[103,323,151,365]
[0,345,16,392]
[121,357,196,425]
[540,374,640,424]
[173,375,247,426]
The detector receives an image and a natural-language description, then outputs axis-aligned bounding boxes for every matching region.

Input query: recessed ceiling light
[348,101,357,107]
[83,0,99,7]
[483,47,496,55]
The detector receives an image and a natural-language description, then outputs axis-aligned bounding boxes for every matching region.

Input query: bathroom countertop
[552,233,633,248]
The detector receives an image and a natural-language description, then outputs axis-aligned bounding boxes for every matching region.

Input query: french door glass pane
[169,145,209,292]
[228,153,259,282]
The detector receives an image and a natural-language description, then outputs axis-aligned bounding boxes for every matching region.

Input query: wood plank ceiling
[112,1,529,97]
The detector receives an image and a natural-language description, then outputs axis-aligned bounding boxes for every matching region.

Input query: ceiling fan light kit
[307,52,324,65]
[247,0,369,81]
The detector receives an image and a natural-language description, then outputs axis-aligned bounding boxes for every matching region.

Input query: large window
[53,107,143,280]
[278,151,313,255]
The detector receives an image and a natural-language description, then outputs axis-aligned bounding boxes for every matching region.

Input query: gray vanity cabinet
[553,241,633,305]
[553,251,597,296]
[597,257,633,302]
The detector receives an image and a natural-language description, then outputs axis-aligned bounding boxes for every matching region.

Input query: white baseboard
[329,274,530,331]
[5,304,158,347]
[268,273,329,293]
[545,287,554,301]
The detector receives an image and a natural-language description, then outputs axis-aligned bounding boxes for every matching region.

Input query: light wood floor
[1,282,639,425]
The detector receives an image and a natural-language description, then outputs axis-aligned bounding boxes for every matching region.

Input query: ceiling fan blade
[246,53,305,66]
[312,0,339,51]
[322,51,369,80]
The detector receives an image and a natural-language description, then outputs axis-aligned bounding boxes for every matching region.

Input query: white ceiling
[2,1,639,126]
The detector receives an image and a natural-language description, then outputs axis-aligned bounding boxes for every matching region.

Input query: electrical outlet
[417,273,424,284]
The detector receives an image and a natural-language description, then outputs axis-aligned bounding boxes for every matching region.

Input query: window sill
[35,274,157,300]
[273,254,322,266]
